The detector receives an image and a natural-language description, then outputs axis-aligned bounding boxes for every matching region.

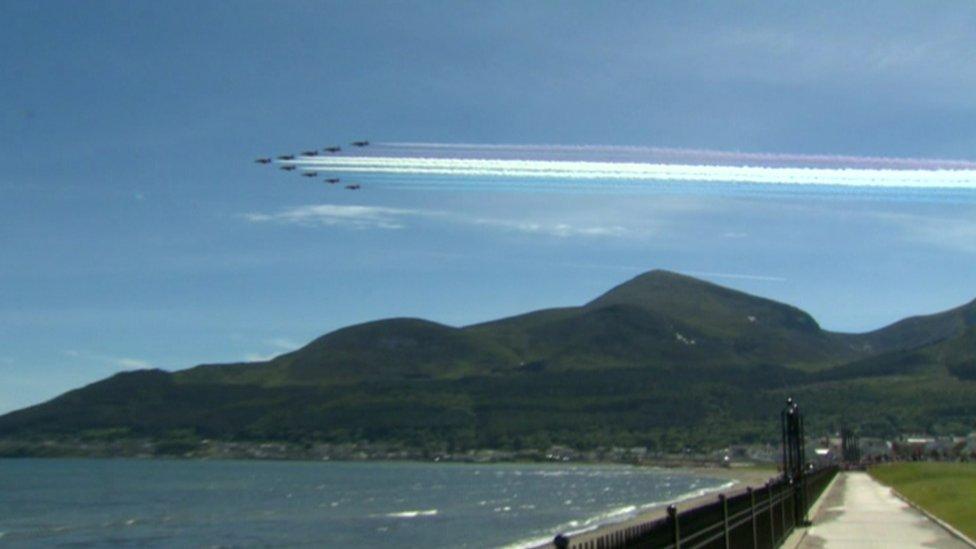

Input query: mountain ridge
[2,269,974,451]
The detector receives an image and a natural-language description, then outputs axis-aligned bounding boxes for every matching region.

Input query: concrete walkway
[797,472,968,548]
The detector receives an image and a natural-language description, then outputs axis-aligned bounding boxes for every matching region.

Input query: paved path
[797,472,968,548]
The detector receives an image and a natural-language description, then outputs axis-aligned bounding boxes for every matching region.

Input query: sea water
[0,459,731,548]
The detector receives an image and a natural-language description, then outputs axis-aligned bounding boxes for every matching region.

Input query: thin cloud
[62,350,153,371]
[547,262,786,283]
[470,217,629,238]
[266,338,299,351]
[680,270,787,283]
[242,338,301,363]
[245,203,632,238]
[115,357,152,370]
[244,205,418,230]
[872,211,976,254]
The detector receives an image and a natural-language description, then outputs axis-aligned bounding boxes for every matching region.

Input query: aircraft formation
[255,140,371,190]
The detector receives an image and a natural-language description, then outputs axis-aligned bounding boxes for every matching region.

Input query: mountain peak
[632,269,701,282]
[608,269,727,290]
[587,269,738,307]
[587,269,822,335]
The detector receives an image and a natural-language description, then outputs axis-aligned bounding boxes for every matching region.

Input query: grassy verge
[869,462,976,540]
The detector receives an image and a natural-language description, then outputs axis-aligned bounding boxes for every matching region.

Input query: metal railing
[553,465,837,549]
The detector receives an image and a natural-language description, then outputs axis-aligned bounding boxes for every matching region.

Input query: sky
[1,1,975,414]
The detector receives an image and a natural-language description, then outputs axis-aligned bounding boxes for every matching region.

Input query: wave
[385,509,438,518]
[501,479,738,549]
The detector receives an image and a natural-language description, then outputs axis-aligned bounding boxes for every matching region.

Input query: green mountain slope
[2,270,974,452]
[468,270,867,370]
[177,318,520,387]
[841,297,976,355]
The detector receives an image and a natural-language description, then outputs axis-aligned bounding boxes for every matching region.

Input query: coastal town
[5,431,976,466]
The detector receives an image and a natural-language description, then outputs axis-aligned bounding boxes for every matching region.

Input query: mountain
[844,297,976,354]
[470,270,867,371]
[177,318,520,386]
[177,270,872,386]
[2,270,974,453]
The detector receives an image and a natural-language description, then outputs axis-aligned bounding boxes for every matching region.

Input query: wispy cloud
[872,211,976,254]
[63,350,153,371]
[540,262,786,283]
[266,338,299,351]
[722,231,748,239]
[470,217,629,238]
[239,338,302,363]
[244,205,419,230]
[680,270,787,283]
[115,357,152,369]
[245,203,632,238]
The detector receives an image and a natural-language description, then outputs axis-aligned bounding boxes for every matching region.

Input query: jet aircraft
[280,166,297,171]
[323,146,341,153]
[254,158,272,164]
[351,140,370,147]
[302,171,318,177]
[301,150,319,157]
[324,178,340,184]
[345,184,361,190]
[277,155,295,160]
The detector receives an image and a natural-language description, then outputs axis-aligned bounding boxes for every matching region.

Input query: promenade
[793,471,970,548]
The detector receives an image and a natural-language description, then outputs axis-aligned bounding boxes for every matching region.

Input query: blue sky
[2,1,975,414]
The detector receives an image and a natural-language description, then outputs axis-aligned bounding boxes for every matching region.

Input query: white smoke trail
[290,155,976,189]
[372,142,976,170]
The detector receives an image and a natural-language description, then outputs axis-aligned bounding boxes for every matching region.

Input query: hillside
[469,270,868,371]
[177,318,520,386]
[1,270,974,454]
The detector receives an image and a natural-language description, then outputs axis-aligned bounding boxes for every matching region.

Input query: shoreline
[0,452,775,473]
[519,466,779,549]
[0,437,774,469]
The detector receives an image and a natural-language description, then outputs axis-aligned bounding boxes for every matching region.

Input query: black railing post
[767,481,774,546]
[802,470,810,523]
[668,504,680,548]
[749,487,758,549]
[785,479,791,534]
[720,493,730,548]
[797,411,808,525]
[778,481,786,542]
[781,399,789,478]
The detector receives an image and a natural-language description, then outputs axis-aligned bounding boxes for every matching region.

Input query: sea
[0,459,732,548]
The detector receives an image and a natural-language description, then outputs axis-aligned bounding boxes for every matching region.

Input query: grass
[869,462,976,540]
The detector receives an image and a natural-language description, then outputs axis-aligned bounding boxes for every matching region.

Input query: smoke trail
[292,156,976,189]
[298,141,976,170]
[371,142,976,170]
[283,142,976,193]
